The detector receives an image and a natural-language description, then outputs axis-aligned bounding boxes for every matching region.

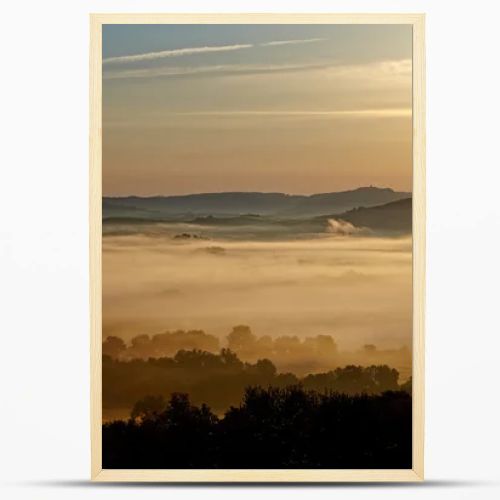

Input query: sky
[102,24,413,196]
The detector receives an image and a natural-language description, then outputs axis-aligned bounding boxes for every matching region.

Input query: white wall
[1,1,499,499]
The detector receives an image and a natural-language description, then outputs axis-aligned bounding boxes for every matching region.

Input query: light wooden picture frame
[90,13,425,482]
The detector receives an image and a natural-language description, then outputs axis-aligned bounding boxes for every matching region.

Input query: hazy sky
[102,24,412,196]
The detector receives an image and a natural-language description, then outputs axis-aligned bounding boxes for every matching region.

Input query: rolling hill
[330,197,412,233]
[103,187,411,220]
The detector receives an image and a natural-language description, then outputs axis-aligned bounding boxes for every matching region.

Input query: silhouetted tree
[102,336,126,358]
[400,376,412,394]
[130,395,166,421]
[364,344,377,353]
[227,325,256,353]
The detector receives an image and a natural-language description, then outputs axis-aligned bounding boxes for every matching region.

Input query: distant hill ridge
[327,197,412,232]
[103,186,411,218]
[186,197,412,233]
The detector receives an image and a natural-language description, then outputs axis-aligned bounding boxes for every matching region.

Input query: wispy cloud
[171,109,411,118]
[103,38,328,65]
[261,38,327,46]
[103,107,411,130]
[103,63,328,80]
[103,44,253,65]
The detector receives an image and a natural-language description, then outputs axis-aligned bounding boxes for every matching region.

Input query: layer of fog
[103,231,412,366]
[327,218,369,235]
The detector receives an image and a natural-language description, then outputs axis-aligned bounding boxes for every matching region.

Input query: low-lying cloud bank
[103,234,412,354]
[327,218,368,235]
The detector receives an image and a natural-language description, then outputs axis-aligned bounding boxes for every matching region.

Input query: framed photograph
[90,13,425,482]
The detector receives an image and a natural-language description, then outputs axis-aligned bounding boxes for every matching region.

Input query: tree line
[103,386,412,469]
[103,324,411,376]
[103,348,410,414]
